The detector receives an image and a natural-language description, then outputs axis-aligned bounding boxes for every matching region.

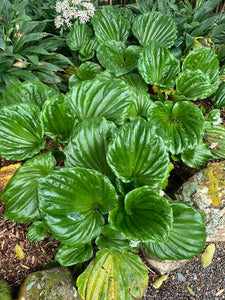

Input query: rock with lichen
[175,161,225,242]
[0,279,12,300]
[18,267,81,300]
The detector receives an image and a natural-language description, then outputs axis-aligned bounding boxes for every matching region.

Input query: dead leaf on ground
[15,244,25,260]
[152,274,169,289]
[201,243,216,268]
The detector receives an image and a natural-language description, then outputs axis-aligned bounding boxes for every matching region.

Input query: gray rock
[0,279,12,300]
[18,267,81,300]
[141,245,187,275]
[175,161,225,242]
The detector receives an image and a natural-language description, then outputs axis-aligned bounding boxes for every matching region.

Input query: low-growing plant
[0,3,224,299]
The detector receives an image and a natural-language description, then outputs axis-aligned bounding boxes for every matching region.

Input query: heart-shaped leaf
[212,81,225,108]
[66,79,134,125]
[132,91,154,119]
[107,119,170,188]
[41,94,75,139]
[109,187,173,242]
[56,244,93,266]
[27,221,48,242]
[64,118,116,177]
[175,69,215,101]
[95,225,132,252]
[138,42,180,89]
[1,81,57,108]
[92,6,130,43]
[148,101,205,155]
[38,167,118,245]
[1,152,56,222]
[77,249,148,300]
[132,12,177,48]
[182,47,219,90]
[79,37,98,61]
[97,41,141,76]
[181,142,212,169]
[0,103,45,160]
[66,21,92,51]
[144,201,206,260]
[77,62,102,81]
[120,73,148,92]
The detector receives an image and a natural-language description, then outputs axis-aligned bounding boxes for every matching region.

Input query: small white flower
[129,240,140,248]
[55,15,64,28]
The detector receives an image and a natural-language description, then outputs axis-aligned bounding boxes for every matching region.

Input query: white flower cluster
[55,0,95,28]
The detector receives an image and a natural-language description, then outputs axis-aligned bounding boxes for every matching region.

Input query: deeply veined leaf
[132,91,154,119]
[77,62,102,81]
[92,6,130,43]
[66,79,134,125]
[148,101,205,155]
[41,94,75,139]
[204,122,225,159]
[138,42,180,89]
[56,244,93,266]
[38,167,118,245]
[95,225,132,252]
[145,201,206,260]
[79,37,98,61]
[109,187,173,242]
[77,249,148,300]
[132,12,177,48]
[120,73,148,92]
[181,142,212,169]
[27,221,48,242]
[182,47,219,90]
[66,21,92,51]
[175,70,215,101]
[64,118,116,177]
[212,81,225,108]
[1,81,57,108]
[1,152,56,223]
[107,119,170,188]
[0,104,45,160]
[97,41,141,76]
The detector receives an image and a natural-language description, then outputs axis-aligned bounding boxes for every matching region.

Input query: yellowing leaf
[0,163,21,193]
[15,244,25,260]
[187,285,195,296]
[201,243,215,268]
[152,274,169,289]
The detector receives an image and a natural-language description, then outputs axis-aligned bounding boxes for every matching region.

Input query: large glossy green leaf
[38,167,118,245]
[145,201,206,260]
[1,81,57,108]
[66,21,92,51]
[181,142,212,169]
[107,119,170,188]
[175,70,215,101]
[212,81,225,108]
[41,94,75,139]
[132,12,177,48]
[66,79,134,125]
[79,37,98,61]
[77,249,148,300]
[109,187,173,242]
[92,6,130,43]
[56,244,93,266]
[95,225,132,252]
[1,152,56,223]
[27,221,48,242]
[148,101,205,155]
[138,42,180,89]
[64,118,116,177]
[204,122,225,159]
[182,47,219,90]
[120,73,148,92]
[132,91,154,119]
[77,62,102,81]
[97,41,141,76]
[0,104,45,160]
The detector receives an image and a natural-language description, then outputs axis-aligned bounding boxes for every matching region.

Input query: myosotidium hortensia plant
[1,5,223,300]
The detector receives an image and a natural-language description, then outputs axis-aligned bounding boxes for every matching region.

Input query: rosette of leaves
[132,11,177,48]
[138,42,180,89]
[148,101,205,155]
[174,47,220,100]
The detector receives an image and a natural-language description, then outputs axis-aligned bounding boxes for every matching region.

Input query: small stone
[18,267,81,300]
[140,245,187,275]
[177,273,186,282]
[175,161,225,242]
[0,279,12,300]
[193,275,198,280]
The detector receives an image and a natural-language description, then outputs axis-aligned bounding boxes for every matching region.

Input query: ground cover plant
[0,0,224,299]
